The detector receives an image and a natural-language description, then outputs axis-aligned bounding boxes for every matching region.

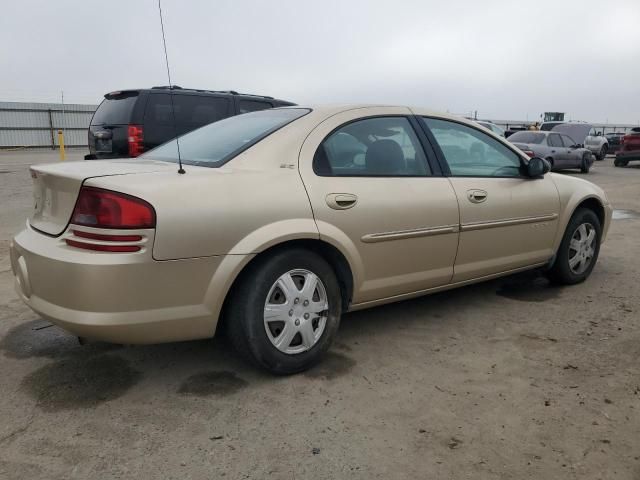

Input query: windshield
[509,131,546,144]
[142,108,310,167]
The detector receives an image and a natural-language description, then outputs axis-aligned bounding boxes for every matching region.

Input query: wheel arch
[553,193,606,251]
[573,196,605,227]
[212,238,356,336]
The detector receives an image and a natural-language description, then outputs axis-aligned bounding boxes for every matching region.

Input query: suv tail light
[523,150,535,158]
[66,187,155,252]
[128,124,144,157]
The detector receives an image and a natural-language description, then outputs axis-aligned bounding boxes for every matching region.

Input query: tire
[546,158,554,170]
[597,145,608,160]
[580,154,590,173]
[614,157,628,167]
[226,248,342,375]
[546,208,601,285]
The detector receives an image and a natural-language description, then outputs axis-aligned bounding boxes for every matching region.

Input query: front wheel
[546,208,601,285]
[226,249,342,375]
[614,157,628,167]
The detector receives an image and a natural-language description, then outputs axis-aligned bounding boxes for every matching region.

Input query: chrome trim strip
[460,213,558,232]
[361,224,458,243]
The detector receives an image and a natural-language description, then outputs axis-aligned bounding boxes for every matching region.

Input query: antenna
[158,0,185,174]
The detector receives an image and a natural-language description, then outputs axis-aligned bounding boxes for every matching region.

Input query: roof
[274,104,494,132]
[105,86,293,103]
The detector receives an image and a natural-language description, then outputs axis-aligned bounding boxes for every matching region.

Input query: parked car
[475,120,505,137]
[85,86,295,159]
[11,105,612,374]
[504,126,527,138]
[605,132,625,154]
[614,127,640,167]
[541,122,608,160]
[508,130,594,173]
[584,127,609,160]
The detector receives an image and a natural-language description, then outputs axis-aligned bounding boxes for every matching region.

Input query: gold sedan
[10,106,612,374]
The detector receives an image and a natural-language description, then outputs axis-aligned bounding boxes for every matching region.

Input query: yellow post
[57,130,66,161]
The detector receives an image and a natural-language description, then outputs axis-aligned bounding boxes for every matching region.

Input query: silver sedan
[509,130,593,173]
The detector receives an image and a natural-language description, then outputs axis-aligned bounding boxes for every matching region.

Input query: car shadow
[1,269,562,411]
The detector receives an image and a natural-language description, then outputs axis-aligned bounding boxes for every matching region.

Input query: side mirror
[527,157,550,177]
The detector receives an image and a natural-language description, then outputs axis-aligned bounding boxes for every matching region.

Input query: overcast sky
[1,0,639,123]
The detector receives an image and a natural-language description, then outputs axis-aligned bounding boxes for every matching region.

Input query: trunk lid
[29,159,173,236]
[511,142,531,151]
[551,123,592,144]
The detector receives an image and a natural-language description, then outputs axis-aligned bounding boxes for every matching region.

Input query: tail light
[128,124,144,157]
[66,187,155,252]
[523,150,535,158]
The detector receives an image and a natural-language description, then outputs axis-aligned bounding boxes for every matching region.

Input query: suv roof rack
[149,86,274,99]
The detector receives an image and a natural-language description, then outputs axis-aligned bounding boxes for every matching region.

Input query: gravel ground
[0,150,638,479]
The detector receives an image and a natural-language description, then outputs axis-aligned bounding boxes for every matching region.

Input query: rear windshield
[508,131,546,144]
[91,92,138,125]
[142,108,310,167]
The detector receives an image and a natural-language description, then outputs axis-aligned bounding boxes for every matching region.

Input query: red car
[615,127,640,166]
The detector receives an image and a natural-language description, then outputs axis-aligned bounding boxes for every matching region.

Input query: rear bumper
[9,225,237,344]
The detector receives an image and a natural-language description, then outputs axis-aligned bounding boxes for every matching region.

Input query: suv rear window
[91,92,138,125]
[145,94,230,128]
[239,99,273,114]
[142,108,310,167]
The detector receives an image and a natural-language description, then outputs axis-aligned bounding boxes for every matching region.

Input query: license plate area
[95,138,112,153]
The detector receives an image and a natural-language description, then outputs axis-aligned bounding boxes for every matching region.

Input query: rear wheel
[580,154,591,173]
[547,208,601,285]
[614,157,628,167]
[546,158,554,170]
[226,249,342,375]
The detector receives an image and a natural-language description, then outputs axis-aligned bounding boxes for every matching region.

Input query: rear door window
[145,94,231,132]
[313,117,430,176]
[91,93,138,125]
[239,100,273,114]
[548,134,563,147]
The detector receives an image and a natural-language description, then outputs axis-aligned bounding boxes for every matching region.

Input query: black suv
[86,86,295,159]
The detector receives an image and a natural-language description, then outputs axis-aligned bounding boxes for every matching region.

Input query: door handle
[326,193,358,210]
[467,189,487,204]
